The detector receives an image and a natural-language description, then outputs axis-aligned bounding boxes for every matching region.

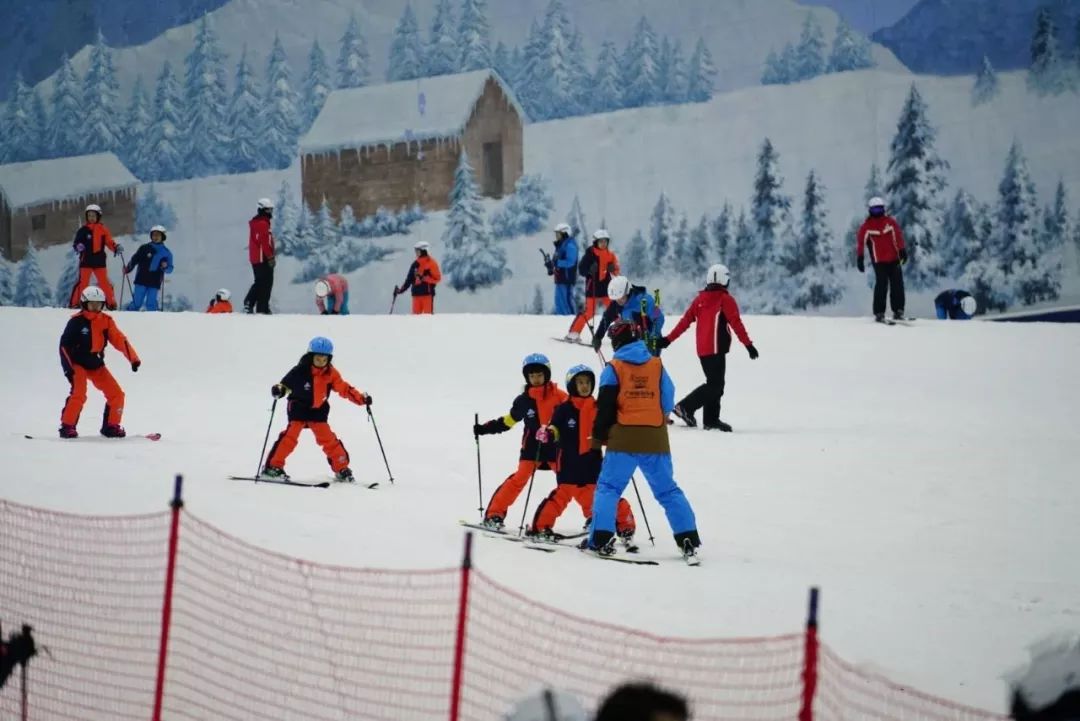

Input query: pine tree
[82,30,122,154]
[55,250,80,307]
[828,18,873,73]
[790,169,842,309]
[489,174,553,239]
[1042,178,1070,266]
[121,76,151,177]
[592,40,623,112]
[273,180,299,256]
[972,55,999,105]
[649,193,676,270]
[141,62,186,181]
[302,38,334,127]
[712,203,733,262]
[338,204,358,236]
[670,213,690,272]
[657,37,688,104]
[794,16,827,81]
[0,74,43,163]
[685,38,717,103]
[565,195,588,240]
[865,162,883,200]
[13,244,51,307]
[290,201,318,261]
[939,189,982,279]
[183,16,229,177]
[226,47,262,173]
[46,54,83,158]
[731,209,754,278]
[761,50,787,85]
[31,90,49,157]
[0,250,16,305]
[680,214,710,279]
[529,284,546,314]
[443,151,507,291]
[261,35,301,169]
[751,138,792,266]
[493,42,514,84]
[1028,7,1066,94]
[136,185,178,233]
[336,13,371,88]
[623,229,649,277]
[620,17,661,108]
[313,196,338,251]
[566,27,592,116]
[387,4,426,82]
[518,0,575,119]
[426,0,459,77]
[458,0,492,72]
[885,85,949,288]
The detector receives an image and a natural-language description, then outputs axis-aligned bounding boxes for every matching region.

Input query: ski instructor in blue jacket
[544,222,578,315]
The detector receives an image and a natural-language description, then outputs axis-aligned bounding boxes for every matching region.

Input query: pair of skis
[228,475,379,489]
[24,432,162,442]
[460,520,660,565]
[876,316,917,326]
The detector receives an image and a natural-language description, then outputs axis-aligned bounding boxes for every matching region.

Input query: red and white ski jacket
[665,286,751,357]
[856,215,905,264]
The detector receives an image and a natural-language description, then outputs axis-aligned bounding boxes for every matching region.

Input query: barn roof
[300,69,527,155]
[0,153,138,209]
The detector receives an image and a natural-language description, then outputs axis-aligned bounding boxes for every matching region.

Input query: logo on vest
[568,418,576,428]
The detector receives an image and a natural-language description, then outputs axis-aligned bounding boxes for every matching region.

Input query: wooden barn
[299,69,525,219]
[0,153,138,261]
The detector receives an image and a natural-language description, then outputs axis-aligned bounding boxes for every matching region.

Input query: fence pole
[448,532,474,721]
[798,587,820,721]
[152,475,184,721]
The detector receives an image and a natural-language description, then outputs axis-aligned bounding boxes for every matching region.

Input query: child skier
[262,337,372,482]
[314,274,350,315]
[473,353,569,530]
[394,240,441,314]
[124,225,174,311]
[68,204,121,309]
[565,229,620,342]
[58,286,142,438]
[592,276,665,355]
[529,364,636,546]
[206,289,233,313]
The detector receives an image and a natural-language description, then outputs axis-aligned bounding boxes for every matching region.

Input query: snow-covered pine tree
[443,151,508,291]
[13,244,52,307]
[517,0,575,120]
[290,201,318,261]
[338,204,358,236]
[885,84,949,288]
[1043,178,1070,253]
[54,250,80,307]
[995,141,1058,305]
[273,180,299,256]
[972,55,1000,105]
[657,37,687,104]
[31,90,49,158]
[82,30,122,154]
[680,214,710,279]
[136,185,178,234]
[493,42,514,84]
[649,192,676,270]
[426,0,459,77]
[790,169,842,309]
[565,195,588,241]
[120,76,151,177]
[1028,7,1066,95]
[261,35,301,169]
[731,209,754,281]
[711,203,733,262]
[529,284,545,314]
[623,229,649,278]
[226,47,262,173]
[620,17,662,108]
[182,16,228,177]
[336,13,371,88]
[0,74,43,163]
[163,294,193,312]
[0,250,16,305]
[490,174,554,238]
[761,50,787,85]
[828,18,873,73]
[566,27,592,116]
[939,189,983,280]
[45,54,83,158]
[141,62,186,181]
[592,40,623,112]
[458,0,492,72]
[387,4,426,82]
[313,196,338,249]
[670,213,691,273]
[794,16,827,82]
[302,38,334,129]
[750,138,792,267]
[685,38,717,103]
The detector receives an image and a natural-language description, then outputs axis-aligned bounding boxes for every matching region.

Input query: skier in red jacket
[657,264,758,432]
[243,197,276,314]
[856,197,907,322]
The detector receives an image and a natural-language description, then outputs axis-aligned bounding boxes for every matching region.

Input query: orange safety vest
[611,358,664,427]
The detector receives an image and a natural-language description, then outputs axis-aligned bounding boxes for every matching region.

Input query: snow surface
[0,152,137,209]
[1,307,1078,713]
[300,70,525,154]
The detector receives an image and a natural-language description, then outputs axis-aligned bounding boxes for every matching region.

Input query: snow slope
[1,307,1077,712]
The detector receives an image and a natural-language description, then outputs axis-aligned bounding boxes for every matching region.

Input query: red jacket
[248,215,275,264]
[666,286,751,357]
[856,215,905,264]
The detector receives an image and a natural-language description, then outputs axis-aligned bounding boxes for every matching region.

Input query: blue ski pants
[553,283,575,315]
[590,451,696,541]
[127,284,160,311]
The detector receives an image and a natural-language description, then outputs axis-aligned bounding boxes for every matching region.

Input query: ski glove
[131,360,141,372]
[267,257,276,268]
[535,426,552,444]
[114,244,123,257]
[271,383,287,398]
[899,248,908,264]
[856,255,865,273]
[747,344,759,360]
[75,243,86,253]
[656,337,671,349]
[591,334,603,351]
[363,393,373,406]
[473,419,504,436]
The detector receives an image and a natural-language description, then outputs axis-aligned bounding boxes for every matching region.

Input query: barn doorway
[482,141,504,197]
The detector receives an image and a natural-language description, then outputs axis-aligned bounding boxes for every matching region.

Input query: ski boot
[874,313,887,323]
[563,332,580,342]
[100,424,126,438]
[482,515,505,531]
[618,528,639,553]
[59,424,78,439]
[681,538,701,566]
[260,465,287,480]
[703,420,733,432]
[673,404,697,428]
[335,467,355,483]
[585,536,617,558]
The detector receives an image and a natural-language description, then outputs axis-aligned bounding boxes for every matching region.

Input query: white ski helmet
[149,225,167,240]
[80,286,107,304]
[868,196,886,210]
[607,275,631,301]
[314,279,330,298]
[592,229,610,241]
[503,688,588,721]
[85,203,102,216]
[707,263,730,287]
[960,295,977,316]
[414,240,430,252]
[257,197,274,210]
[554,222,571,235]
[216,288,231,301]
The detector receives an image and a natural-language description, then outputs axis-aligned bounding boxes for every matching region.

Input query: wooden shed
[299,69,525,219]
[0,153,138,261]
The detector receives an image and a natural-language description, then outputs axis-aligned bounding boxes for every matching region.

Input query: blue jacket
[596,286,666,351]
[552,236,578,285]
[935,289,974,320]
[125,242,174,289]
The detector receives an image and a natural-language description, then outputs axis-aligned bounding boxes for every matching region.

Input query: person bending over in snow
[592,276,665,355]
[206,288,233,313]
[262,336,371,483]
[314,274,349,315]
[124,225,174,311]
[934,289,978,320]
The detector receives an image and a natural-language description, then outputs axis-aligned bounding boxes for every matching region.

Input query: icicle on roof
[0,153,138,210]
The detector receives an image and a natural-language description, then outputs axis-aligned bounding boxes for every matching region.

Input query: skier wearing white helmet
[856,196,908,323]
[934,288,978,320]
[542,222,579,316]
[123,225,174,311]
[591,275,665,355]
[393,239,441,314]
[68,203,121,309]
[206,288,233,313]
[243,197,276,314]
[314,273,350,315]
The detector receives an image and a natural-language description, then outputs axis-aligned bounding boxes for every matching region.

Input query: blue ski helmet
[564,364,595,395]
[522,352,551,382]
[308,336,334,355]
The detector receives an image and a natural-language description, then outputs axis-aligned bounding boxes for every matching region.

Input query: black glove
[131,360,141,372]
[363,393,372,406]
[856,255,865,273]
[473,419,502,436]
[267,257,276,268]
[656,337,671,349]
[544,260,554,276]
[899,248,908,265]
[747,344,759,360]
[591,334,603,351]
[271,384,287,398]
[393,286,401,297]
[114,244,123,257]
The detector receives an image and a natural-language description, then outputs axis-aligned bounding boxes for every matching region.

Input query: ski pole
[366,404,394,484]
[160,271,166,312]
[255,398,279,482]
[389,288,398,315]
[517,442,545,537]
[629,475,656,546]
[474,413,484,518]
[117,249,136,307]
